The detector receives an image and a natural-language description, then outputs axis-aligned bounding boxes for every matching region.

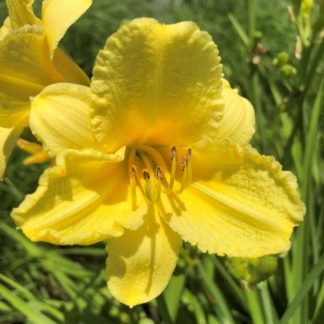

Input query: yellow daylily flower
[0,0,92,179]
[12,18,305,307]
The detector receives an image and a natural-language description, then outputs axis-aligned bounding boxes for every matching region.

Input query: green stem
[245,288,264,324]
[247,0,256,41]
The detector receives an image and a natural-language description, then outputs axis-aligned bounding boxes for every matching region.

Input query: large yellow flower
[12,18,305,306]
[0,0,92,179]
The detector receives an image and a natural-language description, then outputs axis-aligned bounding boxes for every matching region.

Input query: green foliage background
[0,0,323,323]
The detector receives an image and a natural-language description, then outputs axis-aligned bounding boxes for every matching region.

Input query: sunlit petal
[214,80,255,144]
[106,209,182,307]
[162,143,305,257]
[91,18,223,150]
[30,83,100,155]
[12,148,146,245]
[0,117,28,179]
[0,17,12,40]
[52,47,90,86]
[0,25,56,100]
[42,0,92,56]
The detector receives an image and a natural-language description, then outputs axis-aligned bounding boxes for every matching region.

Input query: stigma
[128,145,192,208]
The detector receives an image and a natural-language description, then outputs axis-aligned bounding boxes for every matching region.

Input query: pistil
[168,146,177,192]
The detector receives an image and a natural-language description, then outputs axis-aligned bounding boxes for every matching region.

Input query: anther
[131,165,138,178]
[171,146,177,161]
[143,169,150,180]
[168,146,178,192]
[182,157,188,171]
[177,148,193,193]
[187,148,192,161]
[156,166,163,180]
[154,166,162,201]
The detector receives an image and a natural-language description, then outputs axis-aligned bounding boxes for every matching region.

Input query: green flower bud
[225,255,278,287]
[280,64,297,77]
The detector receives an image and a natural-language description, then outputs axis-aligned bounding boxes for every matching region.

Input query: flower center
[127,145,192,209]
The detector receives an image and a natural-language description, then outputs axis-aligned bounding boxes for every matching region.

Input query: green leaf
[279,255,324,323]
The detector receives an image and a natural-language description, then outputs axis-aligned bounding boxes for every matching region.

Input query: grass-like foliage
[0,0,323,323]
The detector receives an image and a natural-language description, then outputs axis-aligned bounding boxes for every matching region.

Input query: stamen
[128,146,193,206]
[171,146,177,161]
[168,146,177,192]
[137,145,168,171]
[131,165,138,178]
[186,148,192,187]
[187,148,192,161]
[155,166,163,180]
[143,169,150,180]
[130,165,138,210]
[177,148,192,193]
[17,139,49,165]
[153,166,162,201]
[128,149,138,210]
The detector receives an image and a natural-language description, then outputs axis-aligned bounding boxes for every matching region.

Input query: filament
[128,145,192,206]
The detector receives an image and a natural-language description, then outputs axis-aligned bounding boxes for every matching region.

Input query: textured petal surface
[106,210,182,306]
[42,0,92,56]
[5,0,39,28]
[30,83,100,155]
[162,143,305,257]
[0,25,56,100]
[214,80,255,144]
[12,148,146,245]
[0,118,27,179]
[91,18,223,151]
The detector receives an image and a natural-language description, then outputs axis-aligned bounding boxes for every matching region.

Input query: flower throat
[127,145,192,209]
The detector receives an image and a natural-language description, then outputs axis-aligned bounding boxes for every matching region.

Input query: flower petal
[52,47,90,86]
[41,0,92,56]
[30,83,100,155]
[0,17,12,40]
[0,94,29,128]
[0,25,55,99]
[91,18,223,151]
[12,148,146,245]
[5,0,39,28]
[0,118,28,179]
[214,80,255,144]
[106,210,182,307]
[162,144,305,258]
